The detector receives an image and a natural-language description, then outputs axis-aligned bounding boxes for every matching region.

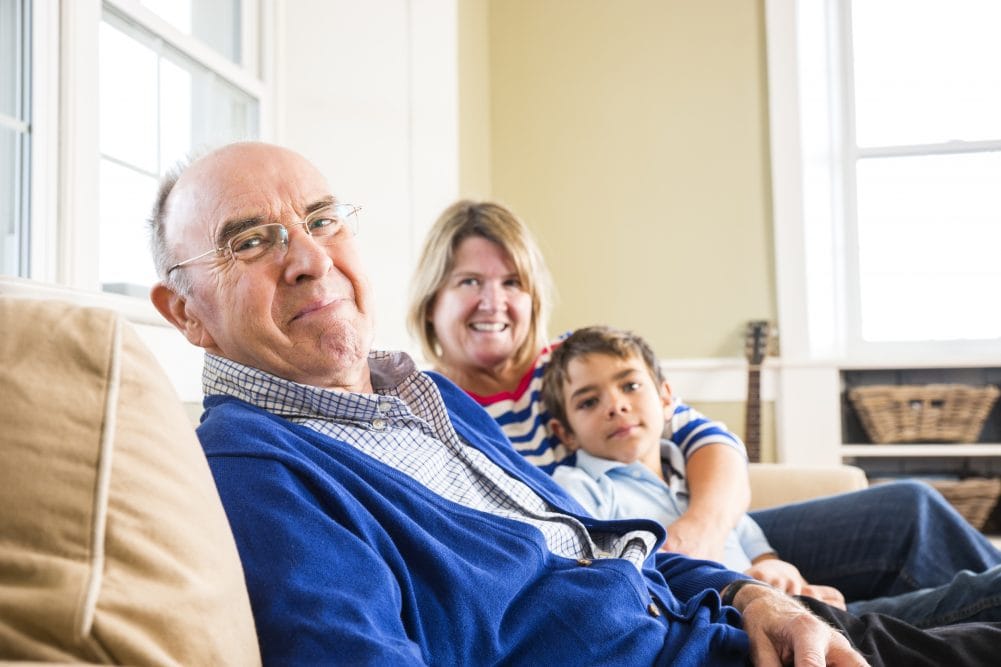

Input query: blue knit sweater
[199,372,749,666]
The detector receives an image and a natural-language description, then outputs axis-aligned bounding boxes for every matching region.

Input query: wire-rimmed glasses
[166,203,362,275]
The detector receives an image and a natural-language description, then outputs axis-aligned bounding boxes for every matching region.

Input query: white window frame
[30,0,276,308]
[766,0,1000,366]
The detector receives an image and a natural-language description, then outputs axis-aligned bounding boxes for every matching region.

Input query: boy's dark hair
[541,325,665,430]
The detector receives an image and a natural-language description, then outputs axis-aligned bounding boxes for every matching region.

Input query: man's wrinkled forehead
[168,143,331,241]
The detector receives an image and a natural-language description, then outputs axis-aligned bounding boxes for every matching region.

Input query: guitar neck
[744,366,762,462]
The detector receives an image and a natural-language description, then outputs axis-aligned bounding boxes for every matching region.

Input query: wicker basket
[927,478,1001,530]
[848,384,1000,444]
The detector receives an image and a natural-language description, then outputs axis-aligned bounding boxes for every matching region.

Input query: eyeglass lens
[227,205,359,263]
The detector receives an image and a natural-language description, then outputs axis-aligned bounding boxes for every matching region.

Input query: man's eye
[308,217,342,234]
[576,397,598,410]
[232,233,267,253]
[623,382,641,393]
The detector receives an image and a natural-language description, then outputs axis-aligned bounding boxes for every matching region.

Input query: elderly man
[149,142,999,666]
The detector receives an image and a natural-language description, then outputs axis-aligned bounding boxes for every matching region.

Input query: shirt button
[372,418,387,430]
[378,401,393,413]
[647,602,661,617]
[576,558,592,567]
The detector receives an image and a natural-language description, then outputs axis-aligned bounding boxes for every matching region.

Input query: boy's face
[550,352,671,468]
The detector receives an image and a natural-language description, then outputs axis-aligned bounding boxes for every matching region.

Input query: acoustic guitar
[743,320,771,463]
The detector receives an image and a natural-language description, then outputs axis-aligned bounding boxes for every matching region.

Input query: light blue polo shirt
[552,442,774,572]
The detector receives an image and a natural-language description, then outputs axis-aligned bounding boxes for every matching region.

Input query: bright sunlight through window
[849,0,1001,343]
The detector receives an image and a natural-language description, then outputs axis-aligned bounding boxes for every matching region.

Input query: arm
[724,582,867,666]
[209,455,427,666]
[664,443,750,561]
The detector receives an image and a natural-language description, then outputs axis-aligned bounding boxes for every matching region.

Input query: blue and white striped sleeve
[664,400,748,461]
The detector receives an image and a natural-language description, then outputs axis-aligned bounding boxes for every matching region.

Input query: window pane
[0,0,21,119]
[856,152,1001,341]
[159,59,193,171]
[98,159,159,290]
[0,126,24,275]
[159,54,258,172]
[0,0,27,278]
[98,15,259,293]
[140,0,242,65]
[852,0,1001,146]
[99,21,159,174]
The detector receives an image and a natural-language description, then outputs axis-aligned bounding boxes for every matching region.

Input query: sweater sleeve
[207,453,428,666]
[653,549,749,603]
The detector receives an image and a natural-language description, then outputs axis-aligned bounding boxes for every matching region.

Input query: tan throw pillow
[0,297,260,666]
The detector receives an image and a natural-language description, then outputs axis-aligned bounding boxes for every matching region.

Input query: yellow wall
[458,0,492,198]
[459,0,775,360]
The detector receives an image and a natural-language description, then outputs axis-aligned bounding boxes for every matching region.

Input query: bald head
[150,142,315,292]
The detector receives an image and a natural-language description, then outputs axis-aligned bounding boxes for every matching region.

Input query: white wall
[276,0,459,353]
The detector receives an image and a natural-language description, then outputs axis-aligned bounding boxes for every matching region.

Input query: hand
[744,557,809,595]
[744,556,847,610]
[730,584,869,666]
[801,584,847,611]
[662,514,728,562]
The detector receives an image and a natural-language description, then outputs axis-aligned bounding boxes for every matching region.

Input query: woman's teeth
[470,322,506,332]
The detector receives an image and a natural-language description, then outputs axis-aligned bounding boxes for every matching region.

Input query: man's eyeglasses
[166,203,362,275]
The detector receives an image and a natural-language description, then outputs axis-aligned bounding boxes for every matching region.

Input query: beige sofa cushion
[748,462,869,511]
[0,298,259,666]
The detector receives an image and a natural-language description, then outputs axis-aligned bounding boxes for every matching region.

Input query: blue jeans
[847,565,1001,628]
[749,480,1001,626]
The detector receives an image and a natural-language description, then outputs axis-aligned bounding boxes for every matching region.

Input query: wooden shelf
[842,444,1001,458]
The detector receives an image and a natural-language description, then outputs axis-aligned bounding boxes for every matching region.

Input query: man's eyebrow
[217,217,266,246]
[304,196,337,217]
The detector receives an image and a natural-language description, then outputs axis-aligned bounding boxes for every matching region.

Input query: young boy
[541,325,845,608]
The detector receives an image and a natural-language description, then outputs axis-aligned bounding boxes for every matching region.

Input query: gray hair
[148,146,217,295]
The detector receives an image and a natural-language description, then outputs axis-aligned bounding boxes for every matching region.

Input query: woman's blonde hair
[408,200,554,370]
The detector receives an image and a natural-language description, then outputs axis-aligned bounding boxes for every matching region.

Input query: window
[1,0,269,297]
[844,1,1001,345]
[98,1,262,295]
[0,0,30,277]
[766,0,1001,362]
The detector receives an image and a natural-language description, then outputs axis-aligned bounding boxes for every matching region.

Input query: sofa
[0,295,867,664]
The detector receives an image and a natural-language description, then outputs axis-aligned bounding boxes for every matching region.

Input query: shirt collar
[573,445,677,485]
[574,449,646,480]
[202,350,421,421]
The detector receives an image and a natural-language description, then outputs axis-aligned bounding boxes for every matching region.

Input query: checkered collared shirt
[202,351,656,570]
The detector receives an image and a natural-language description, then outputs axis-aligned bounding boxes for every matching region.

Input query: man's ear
[150,282,216,349]
[548,418,578,451]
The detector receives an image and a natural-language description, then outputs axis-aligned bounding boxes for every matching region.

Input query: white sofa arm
[748,463,869,511]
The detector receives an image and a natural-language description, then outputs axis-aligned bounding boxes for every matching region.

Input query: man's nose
[281,225,333,282]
